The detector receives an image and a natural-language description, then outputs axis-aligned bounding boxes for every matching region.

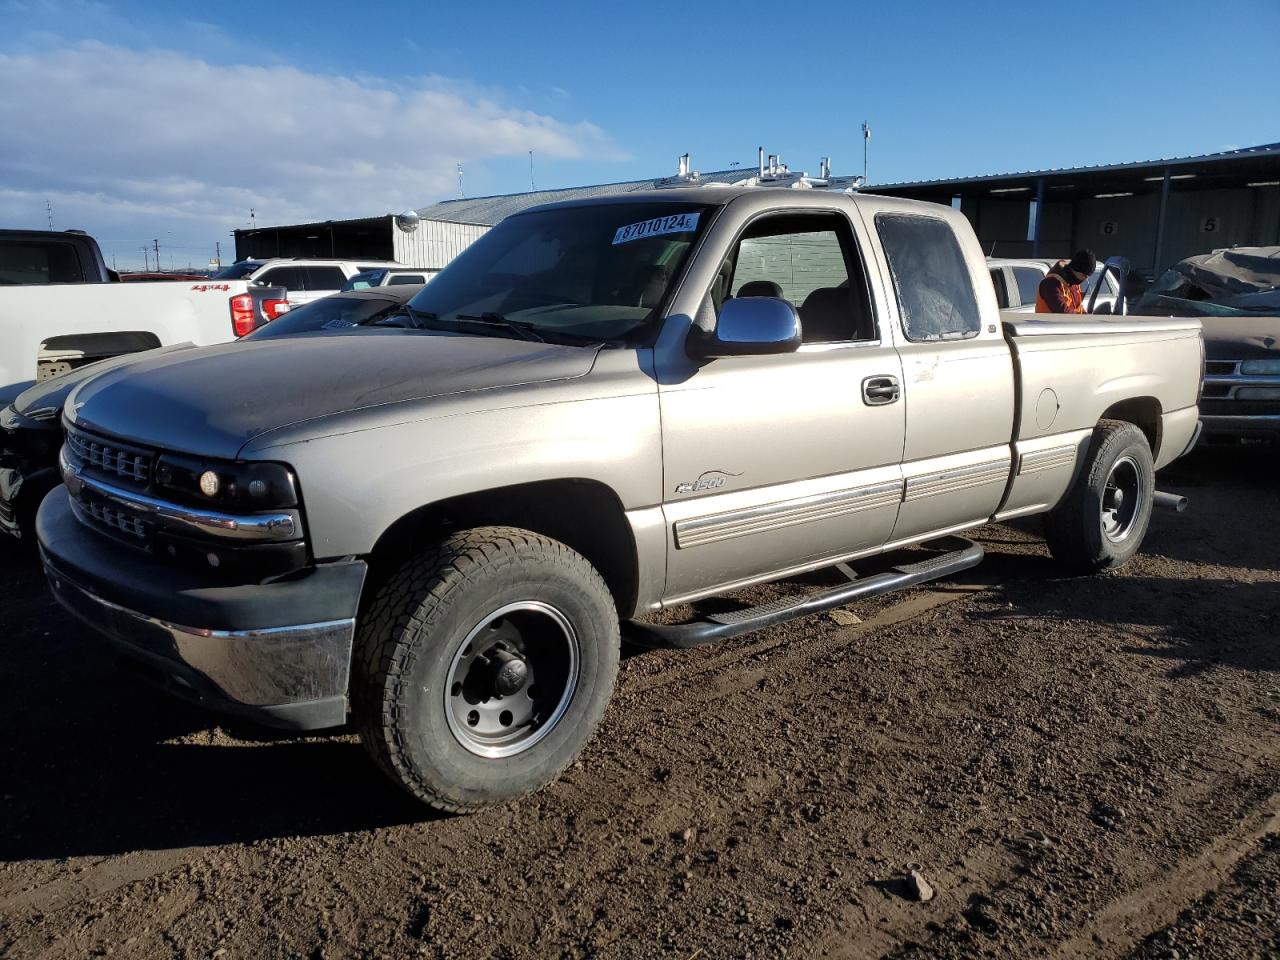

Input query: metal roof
[870,142,1280,192]
[415,168,766,225]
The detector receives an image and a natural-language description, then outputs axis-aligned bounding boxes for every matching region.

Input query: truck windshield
[408,203,712,344]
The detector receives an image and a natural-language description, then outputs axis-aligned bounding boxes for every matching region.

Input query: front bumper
[38,487,366,730]
[0,464,58,540]
[1199,414,1280,439]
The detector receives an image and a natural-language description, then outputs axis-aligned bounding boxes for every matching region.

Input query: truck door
[866,210,1016,546]
[655,207,906,604]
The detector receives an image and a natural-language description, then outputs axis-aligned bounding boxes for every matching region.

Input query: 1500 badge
[674,469,741,494]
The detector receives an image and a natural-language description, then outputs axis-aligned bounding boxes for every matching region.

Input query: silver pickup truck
[36,187,1203,811]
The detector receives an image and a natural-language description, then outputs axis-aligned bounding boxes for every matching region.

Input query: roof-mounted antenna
[677,153,690,177]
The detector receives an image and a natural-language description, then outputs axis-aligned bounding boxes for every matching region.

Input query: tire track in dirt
[1054,794,1280,958]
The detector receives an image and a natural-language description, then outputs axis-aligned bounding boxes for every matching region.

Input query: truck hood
[14,343,197,422]
[66,331,599,458]
[1200,316,1280,361]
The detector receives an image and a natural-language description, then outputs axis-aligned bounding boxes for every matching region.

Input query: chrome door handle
[862,375,900,405]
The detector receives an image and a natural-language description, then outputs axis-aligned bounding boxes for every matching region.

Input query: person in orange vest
[1035,249,1096,313]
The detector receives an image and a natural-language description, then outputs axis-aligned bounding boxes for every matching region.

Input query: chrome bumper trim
[45,564,354,709]
[60,448,300,542]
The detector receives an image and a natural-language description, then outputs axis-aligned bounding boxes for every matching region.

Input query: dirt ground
[1,444,1277,960]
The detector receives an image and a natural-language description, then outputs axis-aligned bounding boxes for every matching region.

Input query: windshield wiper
[453,313,547,343]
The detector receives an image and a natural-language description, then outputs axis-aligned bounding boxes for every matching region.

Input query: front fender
[246,392,663,559]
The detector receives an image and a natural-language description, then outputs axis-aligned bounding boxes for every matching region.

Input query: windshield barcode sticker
[612,212,700,245]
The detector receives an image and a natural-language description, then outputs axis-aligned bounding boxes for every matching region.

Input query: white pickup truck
[1,232,288,386]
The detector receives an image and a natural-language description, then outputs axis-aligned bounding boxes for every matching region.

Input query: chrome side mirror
[688,297,802,358]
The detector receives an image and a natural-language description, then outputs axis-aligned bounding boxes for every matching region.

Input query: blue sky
[2,0,1277,269]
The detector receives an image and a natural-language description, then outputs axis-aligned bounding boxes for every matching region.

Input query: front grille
[66,426,153,485]
[79,496,151,542]
[1203,360,1239,376]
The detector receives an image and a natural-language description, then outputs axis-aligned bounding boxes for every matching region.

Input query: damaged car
[1136,247,1280,441]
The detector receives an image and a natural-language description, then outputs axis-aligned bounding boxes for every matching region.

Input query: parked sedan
[0,287,423,545]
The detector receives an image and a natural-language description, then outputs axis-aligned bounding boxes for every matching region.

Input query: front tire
[1044,419,1155,574]
[353,526,620,812]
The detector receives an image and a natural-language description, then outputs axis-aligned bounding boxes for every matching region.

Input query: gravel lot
[0,444,1277,959]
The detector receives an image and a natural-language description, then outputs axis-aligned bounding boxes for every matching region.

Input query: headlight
[1240,358,1280,375]
[153,453,299,510]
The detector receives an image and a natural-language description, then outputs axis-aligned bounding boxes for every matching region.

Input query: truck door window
[989,268,1010,308]
[305,266,346,290]
[1011,266,1043,307]
[258,266,306,291]
[0,241,83,284]
[875,214,981,342]
[721,213,875,343]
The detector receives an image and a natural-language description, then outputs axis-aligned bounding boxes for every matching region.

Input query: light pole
[862,122,871,185]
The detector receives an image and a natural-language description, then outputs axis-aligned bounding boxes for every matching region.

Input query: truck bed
[995,311,1203,521]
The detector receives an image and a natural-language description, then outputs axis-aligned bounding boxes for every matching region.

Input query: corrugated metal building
[871,143,1280,277]
[232,166,758,269]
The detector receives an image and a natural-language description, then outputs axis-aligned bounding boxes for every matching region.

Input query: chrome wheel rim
[443,601,579,759]
[1101,455,1143,543]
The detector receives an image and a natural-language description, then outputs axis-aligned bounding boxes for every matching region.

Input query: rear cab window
[874,214,981,341]
[0,241,84,284]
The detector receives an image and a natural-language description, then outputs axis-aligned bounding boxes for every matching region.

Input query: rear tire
[353,526,620,813]
[1044,419,1155,575]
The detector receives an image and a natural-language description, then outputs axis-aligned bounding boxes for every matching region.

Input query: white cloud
[0,41,623,266]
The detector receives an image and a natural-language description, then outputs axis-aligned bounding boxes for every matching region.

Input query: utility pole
[215,240,221,267]
[45,200,54,231]
[529,150,536,192]
[153,239,161,274]
[141,246,150,271]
